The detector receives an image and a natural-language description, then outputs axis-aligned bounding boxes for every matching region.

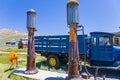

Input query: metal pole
[94,68,99,80]
[68,26,81,79]
[67,0,82,79]
[24,9,38,74]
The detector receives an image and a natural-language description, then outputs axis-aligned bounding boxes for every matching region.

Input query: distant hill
[0,28,27,45]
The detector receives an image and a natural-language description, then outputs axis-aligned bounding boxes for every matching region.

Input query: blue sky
[0,0,120,35]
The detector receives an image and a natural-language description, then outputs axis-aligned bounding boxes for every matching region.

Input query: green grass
[0,46,27,52]
[0,53,68,80]
[0,54,25,80]
[0,53,46,80]
[0,52,69,80]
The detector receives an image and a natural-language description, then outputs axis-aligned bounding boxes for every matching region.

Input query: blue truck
[35,32,120,69]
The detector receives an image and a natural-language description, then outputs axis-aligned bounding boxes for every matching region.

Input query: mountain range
[0,28,27,45]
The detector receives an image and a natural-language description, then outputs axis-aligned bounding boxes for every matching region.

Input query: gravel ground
[80,66,120,80]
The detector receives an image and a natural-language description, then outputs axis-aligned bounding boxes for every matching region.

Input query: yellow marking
[49,57,56,67]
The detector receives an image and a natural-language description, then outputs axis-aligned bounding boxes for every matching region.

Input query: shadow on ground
[36,61,48,69]
[13,70,24,74]
[36,61,68,73]
[45,77,65,80]
[4,68,14,72]
[4,68,15,78]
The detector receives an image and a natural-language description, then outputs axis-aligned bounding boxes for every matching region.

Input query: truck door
[90,32,114,66]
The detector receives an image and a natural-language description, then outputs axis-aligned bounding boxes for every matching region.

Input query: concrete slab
[14,68,119,80]
[14,68,67,80]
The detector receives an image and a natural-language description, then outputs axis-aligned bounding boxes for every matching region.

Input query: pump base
[24,69,38,74]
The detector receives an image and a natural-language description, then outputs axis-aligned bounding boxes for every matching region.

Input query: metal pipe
[94,68,99,80]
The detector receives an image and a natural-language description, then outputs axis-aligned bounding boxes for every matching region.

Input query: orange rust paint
[70,26,77,41]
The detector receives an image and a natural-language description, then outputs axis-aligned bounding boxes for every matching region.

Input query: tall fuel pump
[24,9,38,74]
[67,0,82,79]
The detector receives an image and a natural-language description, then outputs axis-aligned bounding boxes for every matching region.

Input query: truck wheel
[60,58,68,66]
[47,55,60,69]
[61,60,68,65]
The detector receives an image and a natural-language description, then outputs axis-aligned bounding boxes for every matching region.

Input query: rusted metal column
[67,0,82,79]
[68,27,81,79]
[24,9,38,74]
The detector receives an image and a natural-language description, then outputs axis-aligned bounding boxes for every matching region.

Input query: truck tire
[60,58,68,66]
[61,60,68,65]
[47,55,60,69]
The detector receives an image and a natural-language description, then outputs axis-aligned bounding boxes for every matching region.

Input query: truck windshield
[99,36,110,46]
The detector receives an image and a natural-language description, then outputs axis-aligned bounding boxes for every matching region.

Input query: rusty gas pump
[67,0,82,79]
[24,9,38,74]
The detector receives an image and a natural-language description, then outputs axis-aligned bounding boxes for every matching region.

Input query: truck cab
[90,32,115,66]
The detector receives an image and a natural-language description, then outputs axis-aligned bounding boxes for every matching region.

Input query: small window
[114,38,119,45]
[99,36,110,46]
[92,37,96,45]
